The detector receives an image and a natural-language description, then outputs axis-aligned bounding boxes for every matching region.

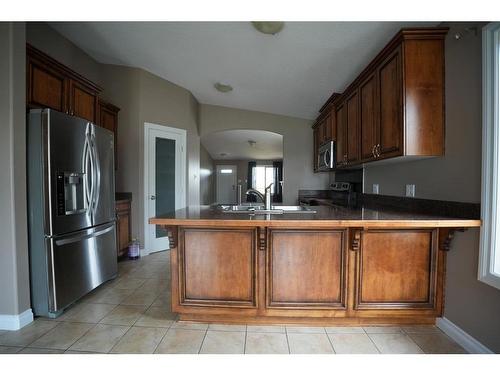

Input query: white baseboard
[436,317,494,354]
[0,309,34,331]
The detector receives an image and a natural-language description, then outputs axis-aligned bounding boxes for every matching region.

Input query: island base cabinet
[264,229,348,317]
[169,226,446,324]
[353,229,442,314]
[174,227,258,313]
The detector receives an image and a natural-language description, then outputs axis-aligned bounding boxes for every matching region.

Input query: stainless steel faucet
[246,183,274,210]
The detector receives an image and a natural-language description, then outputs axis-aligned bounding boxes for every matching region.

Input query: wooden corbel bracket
[349,228,363,251]
[163,226,178,249]
[258,227,267,251]
[439,227,466,251]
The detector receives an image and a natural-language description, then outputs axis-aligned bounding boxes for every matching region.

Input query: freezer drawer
[47,222,117,312]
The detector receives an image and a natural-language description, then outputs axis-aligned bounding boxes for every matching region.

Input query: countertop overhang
[149,205,481,228]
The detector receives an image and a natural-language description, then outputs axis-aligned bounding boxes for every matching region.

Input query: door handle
[150,195,156,200]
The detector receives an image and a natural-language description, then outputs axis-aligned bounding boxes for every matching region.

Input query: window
[479,22,500,289]
[253,165,275,195]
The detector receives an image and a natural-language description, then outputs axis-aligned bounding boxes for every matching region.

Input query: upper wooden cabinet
[312,103,336,171]
[27,44,102,123]
[314,28,448,171]
[97,99,120,169]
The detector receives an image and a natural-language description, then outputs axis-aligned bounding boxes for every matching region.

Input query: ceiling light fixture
[251,21,285,35]
[214,82,233,93]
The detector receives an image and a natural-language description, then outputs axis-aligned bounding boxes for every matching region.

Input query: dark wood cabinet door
[335,102,346,167]
[346,90,361,164]
[377,47,403,158]
[355,229,437,310]
[116,200,131,258]
[70,80,98,123]
[360,73,377,161]
[179,228,257,308]
[313,127,319,172]
[98,100,120,169]
[267,229,346,309]
[324,113,332,142]
[27,57,68,112]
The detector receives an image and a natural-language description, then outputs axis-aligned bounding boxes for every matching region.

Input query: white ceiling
[49,21,437,119]
[201,129,283,160]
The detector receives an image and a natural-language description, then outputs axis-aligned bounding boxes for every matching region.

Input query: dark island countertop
[149,205,481,228]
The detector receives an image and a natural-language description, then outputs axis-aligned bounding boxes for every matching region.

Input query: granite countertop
[149,205,481,228]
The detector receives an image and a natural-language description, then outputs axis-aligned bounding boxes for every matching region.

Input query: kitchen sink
[217,204,316,214]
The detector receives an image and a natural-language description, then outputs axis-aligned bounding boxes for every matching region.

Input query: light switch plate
[372,184,379,194]
[406,184,416,197]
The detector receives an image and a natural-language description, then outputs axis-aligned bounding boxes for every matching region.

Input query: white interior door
[216,165,237,204]
[144,123,186,254]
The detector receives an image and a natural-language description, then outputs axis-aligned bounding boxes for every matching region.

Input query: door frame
[143,122,187,255]
[215,164,238,204]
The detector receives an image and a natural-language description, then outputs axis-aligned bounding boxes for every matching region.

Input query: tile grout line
[151,325,171,354]
[197,327,209,354]
[284,327,291,354]
[243,325,248,354]
[323,328,337,354]
[365,332,382,354]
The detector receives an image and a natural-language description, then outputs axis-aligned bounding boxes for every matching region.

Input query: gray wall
[99,66,200,245]
[363,23,500,353]
[0,22,31,317]
[199,104,330,205]
[200,144,215,205]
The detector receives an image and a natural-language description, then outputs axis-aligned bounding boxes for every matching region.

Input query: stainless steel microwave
[317,140,336,171]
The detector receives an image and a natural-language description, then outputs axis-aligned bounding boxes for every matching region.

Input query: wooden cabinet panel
[70,81,97,122]
[378,48,403,158]
[267,230,346,308]
[180,228,257,307]
[360,73,377,161]
[98,100,120,170]
[346,90,360,164]
[355,229,437,309]
[335,102,346,167]
[27,58,67,112]
[313,127,319,172]
[324,113,332,142]
[116,200,131,258]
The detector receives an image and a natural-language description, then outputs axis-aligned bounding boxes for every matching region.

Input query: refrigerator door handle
[82,124,92,210]
[90,125,101,215]
[54,224,114,246]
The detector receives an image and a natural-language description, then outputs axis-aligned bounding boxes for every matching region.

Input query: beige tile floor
[0,250,467,354]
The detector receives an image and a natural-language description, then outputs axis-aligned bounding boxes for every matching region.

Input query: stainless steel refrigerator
[27,109,118,318]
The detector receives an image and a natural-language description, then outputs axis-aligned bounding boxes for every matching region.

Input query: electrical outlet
[406,184,416,197]
[372,184,379,194]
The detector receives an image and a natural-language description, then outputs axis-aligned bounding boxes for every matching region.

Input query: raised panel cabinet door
[360,73,378,161]
[355,229,437,310]
[27,57,67,112]
[346,90,361,164]
[267,230,346,308]
[116,211,130,257]
[324,113,332,141]
[377,47,403,158]
[313,127,319,171]
[335,102,346,167]
[179,228,257,308]
[70,80,97,122]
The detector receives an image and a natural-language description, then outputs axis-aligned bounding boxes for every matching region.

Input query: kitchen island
[150,205,480,326]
